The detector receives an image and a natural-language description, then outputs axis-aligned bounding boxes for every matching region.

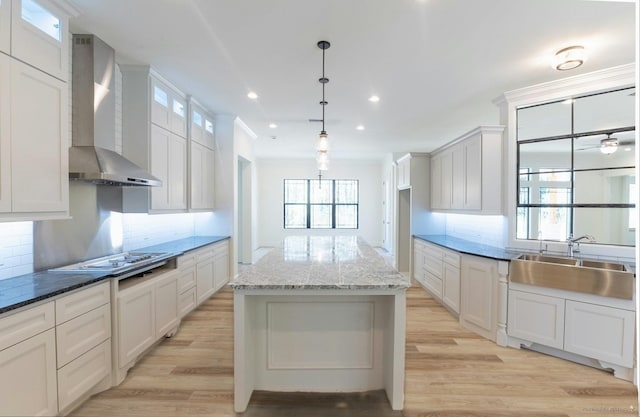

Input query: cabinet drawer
[443,250,460,268]
[424,253,443,278]
[213,241,229,257]
[178,286,197,318]
[423,271,443,299]
[178,266,197,293]
[177,252,197,269]
[56,281,110,325]
[0,302,55,351]
[194,245,215,262]
[56,304,111,368]
[57,339,111,411]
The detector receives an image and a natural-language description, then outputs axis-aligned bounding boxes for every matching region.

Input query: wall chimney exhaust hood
[69,34,161,186]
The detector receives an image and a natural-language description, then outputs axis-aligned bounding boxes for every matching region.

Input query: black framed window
[284,179,359,229]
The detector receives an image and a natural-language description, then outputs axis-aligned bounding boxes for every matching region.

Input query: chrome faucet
[567,234,596,257]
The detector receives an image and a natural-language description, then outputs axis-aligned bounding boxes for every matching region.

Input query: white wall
[256,158,384,248]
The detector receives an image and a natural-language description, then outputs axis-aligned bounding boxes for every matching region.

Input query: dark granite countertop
[0,235,230,315]
[414,234,520,261]
[135,235,229,254]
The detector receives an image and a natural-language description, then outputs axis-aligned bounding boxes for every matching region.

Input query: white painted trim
[497,63,636,258]
[235,117,258,140]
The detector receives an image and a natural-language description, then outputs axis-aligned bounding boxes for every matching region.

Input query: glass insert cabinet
[516,86,636,246]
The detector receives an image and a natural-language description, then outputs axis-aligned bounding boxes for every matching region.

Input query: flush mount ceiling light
[247,91,258,100]
[552,45,586,71]
[600,134,618,154]
[315,40,331,177]
[269,123,277,128]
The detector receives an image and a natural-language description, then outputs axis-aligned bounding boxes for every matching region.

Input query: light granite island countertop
[231,235,410,290]
[231,235,408,412]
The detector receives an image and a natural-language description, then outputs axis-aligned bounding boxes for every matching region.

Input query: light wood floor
[70,285,638,417]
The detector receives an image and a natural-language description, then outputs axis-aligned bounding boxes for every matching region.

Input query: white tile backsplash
[444,214,506,248]
[0,222,34,280]
[122,212,215,251]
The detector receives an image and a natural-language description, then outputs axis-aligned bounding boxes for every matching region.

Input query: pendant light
[316,40,330,173]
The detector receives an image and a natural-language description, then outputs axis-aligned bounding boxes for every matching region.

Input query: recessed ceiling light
[356,125,365,131]
[368,95,380,103]
[247,91,258,100]
[269,123,277,128]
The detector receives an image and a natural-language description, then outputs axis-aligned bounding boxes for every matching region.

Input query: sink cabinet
[507,282,635,379]
[507,289,565,349]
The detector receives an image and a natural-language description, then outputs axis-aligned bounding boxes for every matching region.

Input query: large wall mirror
[516,87,636,246]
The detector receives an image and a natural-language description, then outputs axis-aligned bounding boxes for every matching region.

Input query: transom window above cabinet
[149,77,186,137]
[21,0,60,41]
[192,110,203,127]
[153,85,168,107]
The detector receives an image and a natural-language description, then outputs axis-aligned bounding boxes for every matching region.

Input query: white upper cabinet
[0,53,10,213]
[188,98,215,211]
[396,153,428,190]
[430,126,504,214]
[121,66,188,213]
[0,0,10,54]
[149,124,187,211]
[189,99,215,149]
[10,58,68,213]
[1,53,68,218]
[11,0,76,80]
[0,0,71,221]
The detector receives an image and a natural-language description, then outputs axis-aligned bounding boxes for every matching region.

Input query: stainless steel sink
[517,254,579,265]
[510,254,634,299]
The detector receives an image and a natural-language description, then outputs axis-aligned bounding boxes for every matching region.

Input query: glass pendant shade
[316,150,329,164]
[317,160,329,171]
[316,131,329,151]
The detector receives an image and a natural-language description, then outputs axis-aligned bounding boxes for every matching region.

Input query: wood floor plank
[69,284,638,417]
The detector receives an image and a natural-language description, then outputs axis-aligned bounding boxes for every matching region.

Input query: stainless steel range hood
[70,34,161,187]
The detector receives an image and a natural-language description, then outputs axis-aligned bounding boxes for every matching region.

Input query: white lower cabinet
[442,262,461,313]
[0,328,58,416]
[117,280,156,367]
[507,290,564,350]
[57,339,111,411]
[54,282,112,413]
[155,273,179,336]
[412,239,460,314]
[194,241,229,304]
[460,254,497,340]
[564,300,635,368]
[117,269,178,371]
[507,284,636,378]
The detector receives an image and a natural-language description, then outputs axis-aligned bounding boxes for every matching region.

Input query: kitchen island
[231,236,410,412]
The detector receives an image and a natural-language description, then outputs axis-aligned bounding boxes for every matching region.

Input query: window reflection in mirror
[574,88,636,133]
[516,86,636,246]
[517,100,571,140]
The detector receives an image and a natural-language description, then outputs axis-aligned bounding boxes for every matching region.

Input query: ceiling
[67,0,637,160]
